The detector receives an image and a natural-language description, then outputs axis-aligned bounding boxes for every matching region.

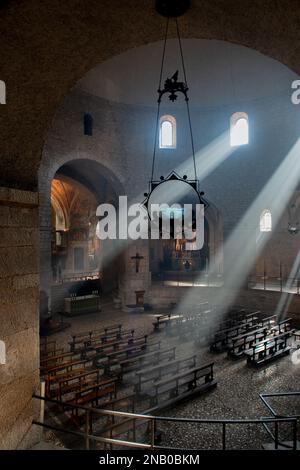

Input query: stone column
[0,188,41,449]
[38,168,52,316]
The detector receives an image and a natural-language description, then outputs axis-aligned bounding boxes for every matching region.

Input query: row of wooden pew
[39,306,297,448]
[153,306,296,367]
[210,312,294,366]
[40,320,217,436]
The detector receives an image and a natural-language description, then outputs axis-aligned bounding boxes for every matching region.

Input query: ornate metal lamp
[143,0,206,241]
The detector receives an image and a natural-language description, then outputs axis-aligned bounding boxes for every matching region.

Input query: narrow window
[230,112,249,147]
[260,209,272,232]
[84,113,93,136]
[159,115,176,149]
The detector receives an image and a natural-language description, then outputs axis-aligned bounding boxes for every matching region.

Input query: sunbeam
[177,138,300,317]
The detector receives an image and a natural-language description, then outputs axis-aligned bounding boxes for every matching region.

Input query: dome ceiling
[76,39,298,108]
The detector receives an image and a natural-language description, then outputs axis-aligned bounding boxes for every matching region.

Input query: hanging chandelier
[142,0,206,243]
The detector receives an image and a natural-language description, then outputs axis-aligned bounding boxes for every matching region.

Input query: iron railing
[260,391,300,450]
[248,275,300,294]
[152,272,224,288]
[32,394,298,450]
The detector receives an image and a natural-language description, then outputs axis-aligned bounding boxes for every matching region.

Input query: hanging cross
[131,252,144,273]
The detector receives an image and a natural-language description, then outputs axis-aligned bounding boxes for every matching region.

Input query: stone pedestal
[135,290,145,306]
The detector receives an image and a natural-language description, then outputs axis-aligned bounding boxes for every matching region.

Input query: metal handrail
[32,394,298,450]
[248,274,300,295]
[260,391,300,450]
[260,391,300,418]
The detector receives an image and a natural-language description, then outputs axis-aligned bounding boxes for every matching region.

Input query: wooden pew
[228,326,269,358]
[84,328,135,349]
[244,330,294,366]
[294,330,300,342]
[146,362,216,407]
[259,314,276,327]
[210,320,259,352]
[71,379,117,408]
[91,335,150,370]
[96,393,135,412]
[152,313,179,331]
[165,310,212,337]
[58,368,104,400]
[71,393,136,430]
[67,378,117,426]
[92,334,148,356]
[190,312,245,345]
[66,376,117,405]
[95,341,162,376]
[44,358,94,397]
[271,318,292,334]
[96,362,216,444]
[119,346,176,379]
[134,354,197,394]
[69,324,123,351]
[41,350,84,371]
[104,340,161,363]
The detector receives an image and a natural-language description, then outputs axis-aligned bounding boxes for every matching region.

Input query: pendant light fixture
[143,0,206,242]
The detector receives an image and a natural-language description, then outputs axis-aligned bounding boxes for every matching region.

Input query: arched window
[230,112,249,147]
[260,209,272,232]
[159,115,176,149]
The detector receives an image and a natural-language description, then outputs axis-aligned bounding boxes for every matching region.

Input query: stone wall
[40,84,300,307]
[0,188,40,449]
[1,0,300,190]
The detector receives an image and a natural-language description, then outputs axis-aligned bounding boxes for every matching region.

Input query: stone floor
[30,440,67,450]
[43,302,300,450]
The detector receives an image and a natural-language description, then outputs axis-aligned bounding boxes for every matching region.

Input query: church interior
[1,0,300,452]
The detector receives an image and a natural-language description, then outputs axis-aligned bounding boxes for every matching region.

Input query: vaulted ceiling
[0,0,299,190]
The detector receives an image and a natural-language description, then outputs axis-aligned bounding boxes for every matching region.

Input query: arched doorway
[39,158,125,317]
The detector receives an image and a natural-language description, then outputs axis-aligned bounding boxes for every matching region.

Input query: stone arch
[39,153,125,311]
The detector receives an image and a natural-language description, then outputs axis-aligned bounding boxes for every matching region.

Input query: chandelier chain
[151,19,169,181]
[151,17,198,183]
[175,18,198,182]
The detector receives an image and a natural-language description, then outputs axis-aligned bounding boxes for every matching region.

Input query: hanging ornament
[143,3,207,246]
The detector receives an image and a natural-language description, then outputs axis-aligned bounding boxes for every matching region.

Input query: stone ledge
[0,187,39,208]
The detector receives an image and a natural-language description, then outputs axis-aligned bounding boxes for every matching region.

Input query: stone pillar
[0,188,40,449]
[38,181,52,315]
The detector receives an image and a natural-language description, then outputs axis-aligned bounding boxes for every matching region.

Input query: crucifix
[131,252,144,273]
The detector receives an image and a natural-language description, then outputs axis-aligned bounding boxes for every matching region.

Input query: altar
[64,294,101,316]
